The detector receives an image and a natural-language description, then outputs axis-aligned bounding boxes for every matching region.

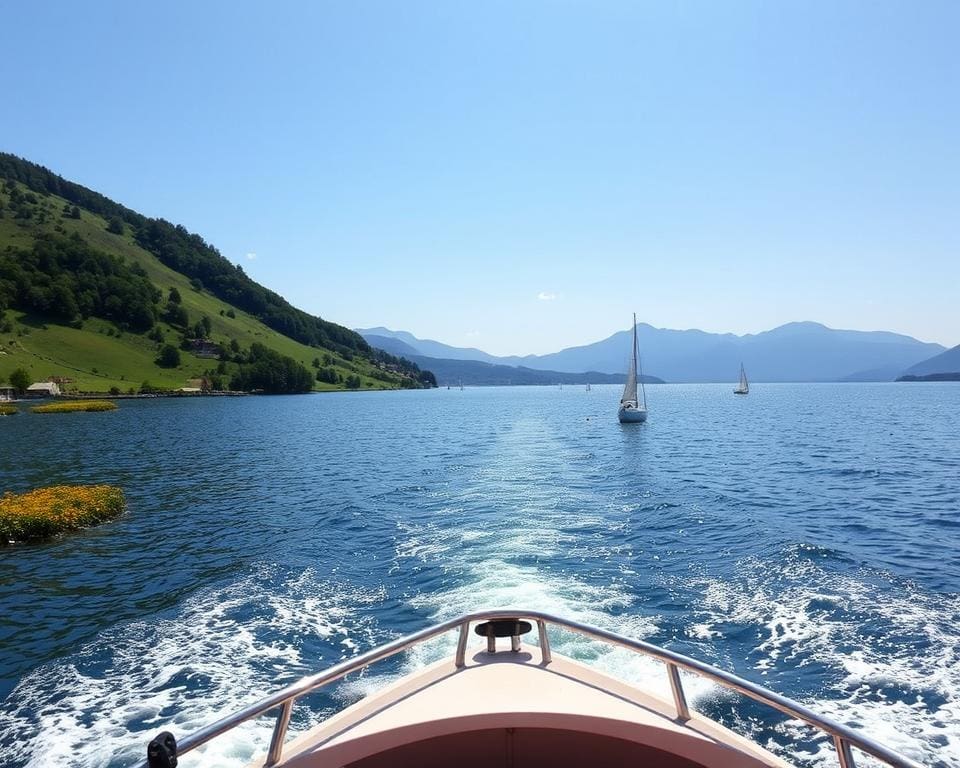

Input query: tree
[68,205,81,219]
[317,367,339,384]
[107,217,124,235]
[163,301,188,327]
[229,343,314,394]
[200,315,212,336]
[156,344,181,368]
[9,367,30,395]
[168,287,182,304]
[345,374,361,389]
[0,233,159,332]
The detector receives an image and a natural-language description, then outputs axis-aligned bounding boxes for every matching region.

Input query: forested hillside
[0,153,434,393]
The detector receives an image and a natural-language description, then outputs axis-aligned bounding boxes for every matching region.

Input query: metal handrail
[135,608,925,768]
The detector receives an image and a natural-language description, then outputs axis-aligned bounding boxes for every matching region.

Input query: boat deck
[262,648,790,768]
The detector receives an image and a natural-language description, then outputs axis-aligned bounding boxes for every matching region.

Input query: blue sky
[6,1,958,354]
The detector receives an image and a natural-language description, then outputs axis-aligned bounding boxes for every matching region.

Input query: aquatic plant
[0,404,17,416]
[0,485,125,543]
[31,400,118,413]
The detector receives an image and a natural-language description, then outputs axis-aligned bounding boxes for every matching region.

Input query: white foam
[692,557,960,767]
[352,510,717,710]
[0,566,384,768]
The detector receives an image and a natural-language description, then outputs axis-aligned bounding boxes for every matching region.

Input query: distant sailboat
[617,314,647,423]
[585,382,591,392]
[734,363,749,395]
[459,379,464,391]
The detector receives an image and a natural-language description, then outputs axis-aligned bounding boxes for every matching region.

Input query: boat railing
[136,608,924,768]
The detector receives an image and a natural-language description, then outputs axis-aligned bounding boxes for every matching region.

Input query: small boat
[618,313,647,423]
[585,382,591,392]
[138,609,922,768]
[734,363,749,395]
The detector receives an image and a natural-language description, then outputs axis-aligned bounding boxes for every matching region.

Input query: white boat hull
[618,405,647,423]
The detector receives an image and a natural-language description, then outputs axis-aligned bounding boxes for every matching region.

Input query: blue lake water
[0,384,958,768]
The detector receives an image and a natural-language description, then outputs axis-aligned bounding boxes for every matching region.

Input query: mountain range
[898,344,960,380]
[358,323,949,384]
[362,334,662,387]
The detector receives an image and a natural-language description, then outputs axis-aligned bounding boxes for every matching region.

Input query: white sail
[621,348,637,405]
[735,363,749,394]
[621,314,645,406]
[618,314,648,423]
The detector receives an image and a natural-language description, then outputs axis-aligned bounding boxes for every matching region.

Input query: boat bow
[136,609,924,768]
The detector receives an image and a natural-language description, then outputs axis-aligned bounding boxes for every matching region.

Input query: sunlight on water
[0,384,957,767]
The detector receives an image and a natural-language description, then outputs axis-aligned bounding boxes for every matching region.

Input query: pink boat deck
[260,648,792,768]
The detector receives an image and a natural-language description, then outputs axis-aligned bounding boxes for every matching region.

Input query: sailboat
[617,314,647,423]
[734,363,749,395]
[585,382,591,392]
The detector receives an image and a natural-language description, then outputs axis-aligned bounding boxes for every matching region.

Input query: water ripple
[0,383,958,767]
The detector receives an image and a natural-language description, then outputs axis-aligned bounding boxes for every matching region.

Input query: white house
[25,382,61,398]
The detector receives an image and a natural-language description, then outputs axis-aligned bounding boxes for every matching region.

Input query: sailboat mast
[634,313,647,409]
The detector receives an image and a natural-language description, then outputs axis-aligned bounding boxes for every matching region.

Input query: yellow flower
[31,400,118,414]
[0,485,125,543]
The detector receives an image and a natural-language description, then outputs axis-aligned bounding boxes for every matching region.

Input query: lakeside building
[189,339,222,359]
[0,386,16,401]
[25,382,61,398]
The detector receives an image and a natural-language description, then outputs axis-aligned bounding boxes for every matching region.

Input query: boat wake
[685,549,960,768]
[0,566,386,768]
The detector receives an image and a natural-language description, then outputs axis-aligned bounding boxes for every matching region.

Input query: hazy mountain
[839,364,910,383]
[363,334,661,386]
[360,322,945,383]
[357,327,503,363]
[900,344,960,377]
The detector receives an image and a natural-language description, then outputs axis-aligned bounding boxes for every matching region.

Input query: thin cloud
[465,330,481,338]
[246,252,258,261]
[537,291,559,301]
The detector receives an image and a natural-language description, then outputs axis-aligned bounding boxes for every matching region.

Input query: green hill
[0,154,434,394]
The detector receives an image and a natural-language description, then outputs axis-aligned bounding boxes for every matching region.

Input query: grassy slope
[0,184,407,392]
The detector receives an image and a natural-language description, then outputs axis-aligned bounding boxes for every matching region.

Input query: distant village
[0,372,236,401]
[0,377,65,401]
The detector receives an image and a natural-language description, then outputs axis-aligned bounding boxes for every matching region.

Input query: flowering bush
[31,400,118,413]
[0,485,125,543]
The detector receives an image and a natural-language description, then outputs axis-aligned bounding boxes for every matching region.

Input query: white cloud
[537,291,559,301]
[246,252,258,261]
[465,330,481,338]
